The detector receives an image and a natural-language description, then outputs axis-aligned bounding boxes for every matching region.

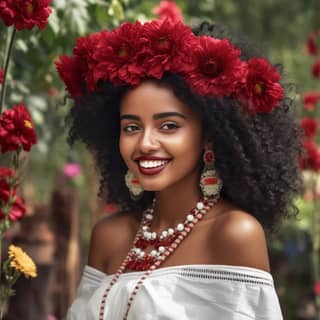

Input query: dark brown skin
[88,81,270,274]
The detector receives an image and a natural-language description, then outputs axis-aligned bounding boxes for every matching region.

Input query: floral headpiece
[56,19,284,114]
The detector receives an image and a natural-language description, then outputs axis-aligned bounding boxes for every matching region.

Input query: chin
[139,181,167,192]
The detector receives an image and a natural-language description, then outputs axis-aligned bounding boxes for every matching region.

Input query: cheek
[119,135,131,163]
[168,128,203,155]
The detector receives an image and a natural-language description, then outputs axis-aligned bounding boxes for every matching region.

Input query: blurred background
[0,0,320,319]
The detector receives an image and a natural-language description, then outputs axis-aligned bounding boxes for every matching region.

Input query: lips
[134,156,171,176]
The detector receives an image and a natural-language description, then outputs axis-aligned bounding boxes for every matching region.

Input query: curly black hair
[67,22,303,231]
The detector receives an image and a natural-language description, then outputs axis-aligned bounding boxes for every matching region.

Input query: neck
[151,169,203,231]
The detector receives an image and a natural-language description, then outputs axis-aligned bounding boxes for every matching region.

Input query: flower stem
[0,27,17,114]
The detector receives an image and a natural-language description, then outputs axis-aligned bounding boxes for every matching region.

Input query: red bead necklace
[99,196,219,320]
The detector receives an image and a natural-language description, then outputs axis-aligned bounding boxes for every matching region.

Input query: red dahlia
[94,21,145,86]
[0,167,26,222]
[240,58,283,113]
[303,91,320,111]
[140,19,195,79]
[312,59,320,78]
[186,36,246,96]
[300,140,320,172]
[55,56,83,99]
[0,0,52,30]
[0,103,37,153]
[55,32,102,97]
[152,0,184,22]
[300,117,318,139]
[306,32,318,56]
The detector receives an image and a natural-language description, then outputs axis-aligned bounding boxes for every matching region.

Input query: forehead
[120,81,196,118]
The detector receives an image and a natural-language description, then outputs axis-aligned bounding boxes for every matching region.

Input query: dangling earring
[125,170,144,200]
[200,149,222,199]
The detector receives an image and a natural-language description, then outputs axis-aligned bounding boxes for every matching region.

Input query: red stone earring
[200,150,222,198]
[125,170,144,200]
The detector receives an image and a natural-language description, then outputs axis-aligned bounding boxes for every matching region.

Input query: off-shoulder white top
[67,264,283,320]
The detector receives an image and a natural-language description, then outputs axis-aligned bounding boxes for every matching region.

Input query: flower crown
[56,19,284,114]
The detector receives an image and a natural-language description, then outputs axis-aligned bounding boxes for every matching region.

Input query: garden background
[0,0,320,319]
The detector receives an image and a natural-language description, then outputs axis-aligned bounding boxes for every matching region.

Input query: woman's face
[119,81,205,192]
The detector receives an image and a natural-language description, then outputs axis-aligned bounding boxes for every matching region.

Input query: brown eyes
[122,122,180,133]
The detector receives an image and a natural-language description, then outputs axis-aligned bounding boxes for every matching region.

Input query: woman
[56,19,302,319]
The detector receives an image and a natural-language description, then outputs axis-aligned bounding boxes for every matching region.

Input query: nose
[138,128,160,154]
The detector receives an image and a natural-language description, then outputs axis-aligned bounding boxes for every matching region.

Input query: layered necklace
[99,195,220,320]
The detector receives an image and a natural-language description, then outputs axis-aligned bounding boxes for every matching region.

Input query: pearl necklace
[99,196,219,320]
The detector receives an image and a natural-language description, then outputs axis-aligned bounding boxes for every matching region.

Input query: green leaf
[108,0,124,20]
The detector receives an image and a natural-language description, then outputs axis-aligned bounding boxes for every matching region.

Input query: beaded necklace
[99,196,219,320]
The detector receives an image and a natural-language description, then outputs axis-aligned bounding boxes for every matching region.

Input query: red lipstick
[134,156,171,176]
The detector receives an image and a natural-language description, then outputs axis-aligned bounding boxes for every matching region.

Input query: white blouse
[67,264,283,320]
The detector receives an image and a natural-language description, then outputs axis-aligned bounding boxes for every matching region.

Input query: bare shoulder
[88,211,140,273]
[210,209,270,272]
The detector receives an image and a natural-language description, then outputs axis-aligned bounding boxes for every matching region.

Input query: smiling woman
[57,19,302,320]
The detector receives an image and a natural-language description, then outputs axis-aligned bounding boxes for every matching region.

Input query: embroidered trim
[179,267,273,286]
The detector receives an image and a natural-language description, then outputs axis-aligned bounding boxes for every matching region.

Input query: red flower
[314,281,320,296]
[306,32,318,56]
[55,56,84,99]
[0,167,26,222]
[300,117,318,139]
[152,0,184,22]
[312,59,320,78]
[303,91,320,110]
[0,68,3,84]
[300,140,320,171]
[0,103,37,153]
[140,19,196,79]
[94,22,145,86]
[55,32,103,97]
[0,0,52,30]
[73,32,104,91]
[186,36,246,96]
[239,58,284,113]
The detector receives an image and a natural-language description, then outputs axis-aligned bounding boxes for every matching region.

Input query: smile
[136,159,171,175]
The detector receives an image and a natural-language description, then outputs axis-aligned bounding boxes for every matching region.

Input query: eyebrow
[120,112,187,121]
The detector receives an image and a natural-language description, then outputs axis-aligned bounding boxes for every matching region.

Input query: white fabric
[67,264,283,320]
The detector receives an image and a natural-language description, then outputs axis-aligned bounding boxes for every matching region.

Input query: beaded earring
[200,150,222,198]
[125,170,144,200]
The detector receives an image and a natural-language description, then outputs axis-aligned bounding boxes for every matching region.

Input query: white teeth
[139,160,169,168]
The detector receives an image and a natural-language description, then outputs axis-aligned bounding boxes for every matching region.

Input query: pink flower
[239,58,284,113]
[312,59,320,78]
[314,281,320,295]
[152,0,184,22]
[0,68,4,84]
[47,86,58,97]
[63,163,81,178]
[0,103,37,153]
[0,0,52,30]
[186,36,246,96]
